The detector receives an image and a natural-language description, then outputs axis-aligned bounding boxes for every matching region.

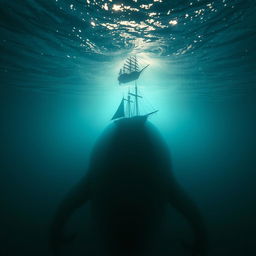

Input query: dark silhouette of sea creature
[49,118,207,256]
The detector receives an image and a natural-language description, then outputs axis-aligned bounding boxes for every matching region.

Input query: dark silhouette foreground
[50,118,207,255]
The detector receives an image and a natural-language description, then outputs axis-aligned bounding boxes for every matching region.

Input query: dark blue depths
[0,0,256,256]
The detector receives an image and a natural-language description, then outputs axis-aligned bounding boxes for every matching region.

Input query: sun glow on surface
[112,4,122,11]
[135,52,163,68]
[169,20,178,25]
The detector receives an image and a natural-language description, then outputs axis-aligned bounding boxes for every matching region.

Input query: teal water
[1,0,256,255]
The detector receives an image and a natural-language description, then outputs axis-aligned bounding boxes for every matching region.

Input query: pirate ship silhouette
[112,56,158,121]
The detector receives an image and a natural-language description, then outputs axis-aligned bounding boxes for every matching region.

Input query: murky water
[1,1,256,256]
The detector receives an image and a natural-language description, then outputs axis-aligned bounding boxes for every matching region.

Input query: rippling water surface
[1,0,255,94]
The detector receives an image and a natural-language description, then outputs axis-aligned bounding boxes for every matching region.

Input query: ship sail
[111,56,158,121]
[118,56,149,85]
[111,98,125,120]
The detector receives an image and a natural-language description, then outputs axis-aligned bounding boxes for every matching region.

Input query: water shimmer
[0,0,255,95]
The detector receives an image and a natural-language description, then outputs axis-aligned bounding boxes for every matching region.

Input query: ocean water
[0,0,256,255]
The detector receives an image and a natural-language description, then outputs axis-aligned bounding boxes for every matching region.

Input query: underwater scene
[1,0,256,256]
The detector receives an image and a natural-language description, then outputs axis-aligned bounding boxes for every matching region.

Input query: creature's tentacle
[168,180,208,256]
[49,175,91,255]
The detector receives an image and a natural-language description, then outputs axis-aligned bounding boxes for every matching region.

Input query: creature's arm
[168,180,208,256]
[49,175,91,255]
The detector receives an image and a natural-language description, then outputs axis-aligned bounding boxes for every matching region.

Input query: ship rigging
[112,56,158,121]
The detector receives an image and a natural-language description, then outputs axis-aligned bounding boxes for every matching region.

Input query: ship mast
[124,88,132,118]
[112,55,157,121]
[124,56,141,116]
[135,83,139,115]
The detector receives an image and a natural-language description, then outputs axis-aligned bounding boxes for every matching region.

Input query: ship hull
[118,71,141,84]
[114,115,148,124]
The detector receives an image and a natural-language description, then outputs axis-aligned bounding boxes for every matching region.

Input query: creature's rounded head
[91,117,169,163]
[89,118,172,196]
[89,118,172,252]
